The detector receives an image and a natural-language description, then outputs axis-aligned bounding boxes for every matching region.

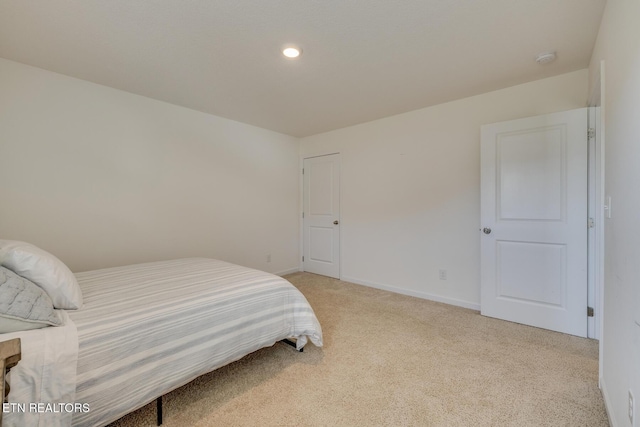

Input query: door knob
[333,220,339,225]
[482,227,491,234]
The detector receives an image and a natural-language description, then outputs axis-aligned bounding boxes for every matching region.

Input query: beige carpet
[108,272,609,427]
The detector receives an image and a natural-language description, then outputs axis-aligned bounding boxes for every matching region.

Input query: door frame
[299,153,341,278]
[587,103,603,341]
[588,61,605,381]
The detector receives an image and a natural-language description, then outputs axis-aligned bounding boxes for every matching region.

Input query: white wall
[301,70,588,309]
[589,1,640,425]
[0,58,300,274]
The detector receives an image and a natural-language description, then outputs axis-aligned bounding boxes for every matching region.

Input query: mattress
[68,258,322,427]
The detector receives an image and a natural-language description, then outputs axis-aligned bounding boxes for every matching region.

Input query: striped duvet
[68,258,323,427]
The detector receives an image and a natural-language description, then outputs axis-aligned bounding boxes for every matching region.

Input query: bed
[0,241,323,427]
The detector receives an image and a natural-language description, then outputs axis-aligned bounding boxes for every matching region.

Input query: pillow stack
[0,240,83,333]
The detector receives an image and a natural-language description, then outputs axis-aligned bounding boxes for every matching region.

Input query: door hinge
[302,168,304,174]
[302,256,305,262]
[302,212,304,218]
[587,128,595,139]
[587,307,594,317]
[588,217,595,228]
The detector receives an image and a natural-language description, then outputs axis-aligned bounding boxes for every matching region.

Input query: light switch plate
[605,196,612,218]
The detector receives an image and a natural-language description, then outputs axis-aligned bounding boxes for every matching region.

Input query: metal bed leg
[153,340,298,426]
[156,396,163,426]
[282,339,303,352]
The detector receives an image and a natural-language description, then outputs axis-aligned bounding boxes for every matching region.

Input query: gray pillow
[0,266,63,333]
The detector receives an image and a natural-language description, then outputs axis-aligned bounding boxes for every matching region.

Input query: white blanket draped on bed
[72,258,321,426]
[3,311,79,427]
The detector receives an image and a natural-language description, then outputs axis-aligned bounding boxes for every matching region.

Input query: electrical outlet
[439,269,447,280]
[630,390,634,424]
[266,254,271,263]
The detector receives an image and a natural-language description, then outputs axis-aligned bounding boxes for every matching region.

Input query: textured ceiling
[0,0,606,137]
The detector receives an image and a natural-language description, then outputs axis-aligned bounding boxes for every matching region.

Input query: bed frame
[153,338,301,426]
[0,338,22,427]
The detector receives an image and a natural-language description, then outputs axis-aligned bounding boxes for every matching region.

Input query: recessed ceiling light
[535,51,557,65]
[282,45,302,59]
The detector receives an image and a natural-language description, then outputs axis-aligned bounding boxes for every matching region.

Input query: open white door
[480,109,588,337]
[303,154,340,278]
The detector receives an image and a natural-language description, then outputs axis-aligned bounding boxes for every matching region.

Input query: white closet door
[303,154,340,278]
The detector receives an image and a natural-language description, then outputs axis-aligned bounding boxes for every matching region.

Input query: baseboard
[599,376,617,427]
[276,267,302,277]
[341,275,480,311]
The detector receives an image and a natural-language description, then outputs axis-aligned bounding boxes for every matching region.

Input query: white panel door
[480,109,588,337]
[303,154,340,278]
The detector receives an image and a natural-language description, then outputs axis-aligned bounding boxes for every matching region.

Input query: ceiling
[0,0,606,137]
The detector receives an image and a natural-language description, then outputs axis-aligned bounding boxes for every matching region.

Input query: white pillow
[0,240,83,310]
